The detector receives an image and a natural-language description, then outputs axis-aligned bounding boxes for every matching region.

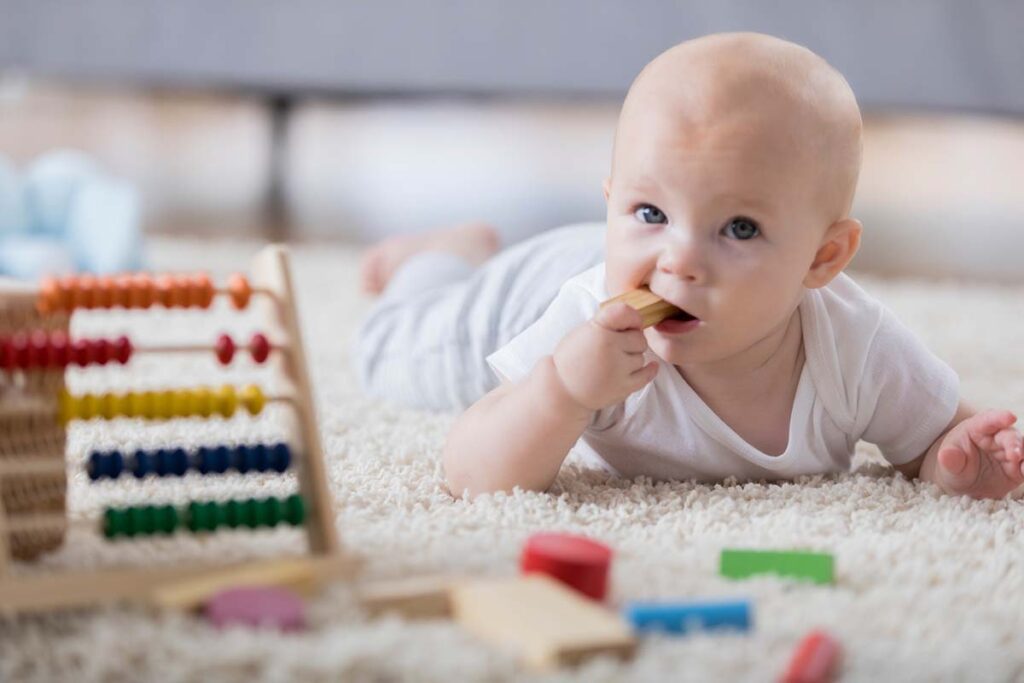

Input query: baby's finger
[968,410,1017,440]
[594,303,644,332]
[994,428,1022,461]
[617,329,649,354]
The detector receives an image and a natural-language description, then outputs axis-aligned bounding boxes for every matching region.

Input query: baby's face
[604,106,832,368]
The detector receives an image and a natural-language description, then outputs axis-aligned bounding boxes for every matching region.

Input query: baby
[355,32,1024,501]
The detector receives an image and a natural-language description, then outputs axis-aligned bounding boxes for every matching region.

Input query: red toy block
[780,629,841,683]
[519,532,612,601]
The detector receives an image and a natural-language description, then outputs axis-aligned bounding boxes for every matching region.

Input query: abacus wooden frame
[0,245,354,615]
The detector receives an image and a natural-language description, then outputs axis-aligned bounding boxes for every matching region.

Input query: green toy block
[719,549,834,584]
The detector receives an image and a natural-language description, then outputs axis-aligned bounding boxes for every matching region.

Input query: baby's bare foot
[359,221,500,295]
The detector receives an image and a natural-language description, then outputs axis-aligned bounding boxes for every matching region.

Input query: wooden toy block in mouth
[600,287,691,328]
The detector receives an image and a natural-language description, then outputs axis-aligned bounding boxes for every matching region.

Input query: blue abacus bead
[131,449,152,478]
[212,445,231,474]
[170,448,189,476]
[87,451,105,481]
[237,445,257,474]
[108,450,124,479]
[269,443,291,473]
[153,449,171,477]
[197,446,215,475]
[252,444,269,472]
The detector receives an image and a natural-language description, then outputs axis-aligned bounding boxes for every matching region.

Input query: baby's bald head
[611,33,862,224]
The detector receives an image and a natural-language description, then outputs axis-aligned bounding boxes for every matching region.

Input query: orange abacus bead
[130,274,155,309]
[37,277,61,314]
[74,275,96,310]
[228,274,251,310]
[94,275,116,308]
[155,274,176,307]
[190,273,214,308]
[171,275,191,308]
[58,275,78,312]
[113,274,134,308]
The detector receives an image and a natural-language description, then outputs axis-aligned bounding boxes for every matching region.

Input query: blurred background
[0,0,1021,280]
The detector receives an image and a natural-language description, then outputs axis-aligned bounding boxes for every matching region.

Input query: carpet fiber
[3,237,1024,682]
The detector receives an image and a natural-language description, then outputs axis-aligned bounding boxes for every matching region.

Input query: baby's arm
[894,400,1024,499]
[443,303,660,498]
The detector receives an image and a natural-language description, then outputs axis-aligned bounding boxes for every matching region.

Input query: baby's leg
[351,221,606,411]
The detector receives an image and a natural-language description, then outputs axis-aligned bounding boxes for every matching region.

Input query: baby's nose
[658,239,707,282]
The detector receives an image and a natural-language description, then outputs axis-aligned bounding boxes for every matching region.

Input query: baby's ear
[804,218,863,288]
[602,177,611,201]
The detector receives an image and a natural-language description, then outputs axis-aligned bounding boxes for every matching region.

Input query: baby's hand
[551,302,660,413]
[934,410,1024,499]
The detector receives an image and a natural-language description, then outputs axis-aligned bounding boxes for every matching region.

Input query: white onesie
[486,263,960,482]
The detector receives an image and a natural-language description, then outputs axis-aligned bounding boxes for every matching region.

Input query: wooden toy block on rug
[780,630,842,683]
[519,531,612,601]
[0,245,358,615]
[719,549,835,584]
[356,574,457,619]
[448,574,636,671]
[599,286,682,328]
[623,598,752,635]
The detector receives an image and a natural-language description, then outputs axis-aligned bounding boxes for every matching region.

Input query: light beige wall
[2,79,1022,281]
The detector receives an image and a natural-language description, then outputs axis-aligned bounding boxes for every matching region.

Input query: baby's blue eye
[634,205,667,224]
[724,217,760,240]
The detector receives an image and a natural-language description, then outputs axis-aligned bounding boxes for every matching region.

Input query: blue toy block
[623,598,752,635]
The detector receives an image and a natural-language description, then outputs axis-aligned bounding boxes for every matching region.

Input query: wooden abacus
[0,245,357,615]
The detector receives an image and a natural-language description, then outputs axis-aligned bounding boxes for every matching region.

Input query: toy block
[780,630,841,683]
[600,286,681,328]
[720,549,834,584]
[205,586,306,631]
[623,598,752,635]
[149,555,359,611]
[449,574,636,671]
[357,574,457,619]
[520,532,611,601]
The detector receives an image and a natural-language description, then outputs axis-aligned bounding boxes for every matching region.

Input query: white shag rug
[3,237,1024,683]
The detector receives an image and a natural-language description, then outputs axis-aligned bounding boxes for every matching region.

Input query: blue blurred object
[0,150,144,279]
[623,598,752,635]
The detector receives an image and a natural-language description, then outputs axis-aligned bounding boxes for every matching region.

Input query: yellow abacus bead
[216,385,238,418]
[113,393,134,418]
[151,391,172,419]
[240,384,266,416]
[191,387,214,417]
[173,390,193,418]
[78,393,99,420]
[58,390,75,425]
[99,393,119,420]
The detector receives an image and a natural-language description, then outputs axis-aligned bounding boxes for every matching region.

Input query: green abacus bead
[103,508,128,538]
[251,497,271,527]
[155,505,179,534]
[242,498,259,528]
[264,497,282,527]
[136,505,157,535]
[187,501,206,532]
[284,494,305,526]
[224,499,244,528]
[208,501,226,531]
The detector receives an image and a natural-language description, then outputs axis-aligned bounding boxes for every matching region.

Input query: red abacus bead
[249,333,270,363]
[29,331,50,368]
[112,336,133,364]
[215,334,235,365]
[520,532,612,601]
[50,332,70,368]
[12,333,31,369]
[91,338,111,365]
[0,339,14,370]
[71,339,92,367]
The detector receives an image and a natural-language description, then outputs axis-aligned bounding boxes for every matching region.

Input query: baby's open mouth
[668,309,698,322]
